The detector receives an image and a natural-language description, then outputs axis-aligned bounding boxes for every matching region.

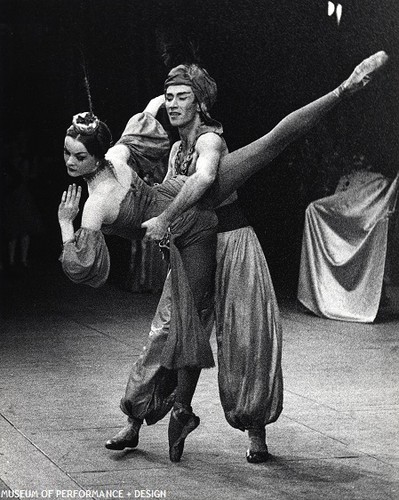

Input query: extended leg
[210,51,388,206]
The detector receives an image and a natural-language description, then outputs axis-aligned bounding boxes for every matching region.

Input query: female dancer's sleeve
[59,228,110,288]
[116,112,170,174]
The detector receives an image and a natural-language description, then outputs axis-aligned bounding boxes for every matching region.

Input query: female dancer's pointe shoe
[338,51,388,97]
[105,418,142,450]
[246,448,270,464]
[168,404,200,463]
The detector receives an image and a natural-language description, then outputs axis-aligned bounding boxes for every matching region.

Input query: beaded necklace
[158,141,196,257]
[174,142,196,176]
[83,159,112,183]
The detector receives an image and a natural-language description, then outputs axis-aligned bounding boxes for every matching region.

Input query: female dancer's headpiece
[72,111,100,135]
[71,53,100,135]
[65,55,112,161]
[67,111,112,159]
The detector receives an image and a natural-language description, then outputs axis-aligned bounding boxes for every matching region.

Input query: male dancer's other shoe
[246,427,270,464]
[105,417,142,450]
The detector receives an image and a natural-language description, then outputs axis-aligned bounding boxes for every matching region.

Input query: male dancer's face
[165,85,199,128]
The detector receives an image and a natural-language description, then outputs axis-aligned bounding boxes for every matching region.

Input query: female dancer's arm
[58,184,106,236]
[143,95,166,116]
[58,184,83,243]
[113,96,170,164]
[58,184,111,287]
[211,51,388,206]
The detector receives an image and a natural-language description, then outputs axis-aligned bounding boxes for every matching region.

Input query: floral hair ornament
[72,112,100,135]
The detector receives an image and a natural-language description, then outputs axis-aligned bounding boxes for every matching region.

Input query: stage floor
[1,261,398,500]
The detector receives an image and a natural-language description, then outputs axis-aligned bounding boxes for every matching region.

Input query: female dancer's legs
[175,234,216,406]
[210,51,388,206]
[166,233,216,462]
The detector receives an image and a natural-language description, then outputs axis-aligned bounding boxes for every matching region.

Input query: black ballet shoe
[246,448,270,464]
[105,418,142,450]
[168,404,200,463]
[338,51,388,97]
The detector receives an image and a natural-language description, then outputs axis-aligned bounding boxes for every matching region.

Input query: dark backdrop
[1,0,398,295]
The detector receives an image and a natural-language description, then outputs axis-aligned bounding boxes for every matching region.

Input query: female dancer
[60,95,219,465]
[59,50,388,462]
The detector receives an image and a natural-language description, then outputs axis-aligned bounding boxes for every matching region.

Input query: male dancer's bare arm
[142,133,224,240]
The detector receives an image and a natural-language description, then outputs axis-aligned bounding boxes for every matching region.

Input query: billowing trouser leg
[215,228,283,431]
[120,271,177,425]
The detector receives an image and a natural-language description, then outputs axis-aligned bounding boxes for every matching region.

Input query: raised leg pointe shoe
[105,418,142,450]
[337,51,388,97]
[246,448,270,464]
[168,404,200,463]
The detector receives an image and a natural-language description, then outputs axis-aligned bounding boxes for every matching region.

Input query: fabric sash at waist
[216,200,249,233]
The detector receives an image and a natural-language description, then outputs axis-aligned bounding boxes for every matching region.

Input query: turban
[164,64,219,126]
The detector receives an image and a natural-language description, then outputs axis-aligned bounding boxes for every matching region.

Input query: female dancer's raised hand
[58,184,82,224]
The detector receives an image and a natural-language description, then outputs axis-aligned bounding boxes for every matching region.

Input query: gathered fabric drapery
[298,171,399,323]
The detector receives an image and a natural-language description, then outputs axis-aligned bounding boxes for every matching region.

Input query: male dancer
[106,52,388,463]
[143,63,282,463]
